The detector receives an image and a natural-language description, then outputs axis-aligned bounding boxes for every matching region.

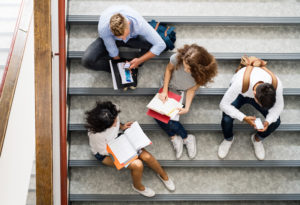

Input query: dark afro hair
[85,101,120,133]
[255,83,276,109]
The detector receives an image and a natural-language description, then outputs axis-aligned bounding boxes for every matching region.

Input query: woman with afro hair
[86,101,175,197]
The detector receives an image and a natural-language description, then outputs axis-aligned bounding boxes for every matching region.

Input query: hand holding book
[159,92,168,103]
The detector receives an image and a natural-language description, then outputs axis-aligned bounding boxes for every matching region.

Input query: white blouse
[88,116,120,155]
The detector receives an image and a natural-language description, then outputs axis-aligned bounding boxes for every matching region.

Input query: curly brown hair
[175,44,218,86]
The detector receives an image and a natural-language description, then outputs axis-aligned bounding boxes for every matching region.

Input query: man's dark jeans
[155,119,188,139]
[81,36,152,71]
[221,94,281,141]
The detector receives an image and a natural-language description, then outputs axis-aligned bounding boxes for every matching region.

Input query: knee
[139,151,153,163]
[222,114,233,125]
[81,53,92,68]
[273,118,281,128]
[130,159,144,171]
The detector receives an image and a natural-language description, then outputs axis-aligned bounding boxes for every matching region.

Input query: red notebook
[147,88,182,123]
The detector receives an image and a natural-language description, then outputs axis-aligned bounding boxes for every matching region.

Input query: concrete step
[68,24,300,53]
[68,15,300,25]
[68,0,300,17]
[69,131,300,161]
[0,19,17,33]
[69,95,300,124]
[26,190,36,205]
[0,50,9,64]
[71,201,300,205]
[69,60,300,89]
[69,167,300,195]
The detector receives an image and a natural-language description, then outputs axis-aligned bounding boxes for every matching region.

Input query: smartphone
[124,62,130,69]
[255,118,264,130]
[124,63,132,82]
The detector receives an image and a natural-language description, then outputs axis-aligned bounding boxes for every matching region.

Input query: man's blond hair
[110,13,127,36]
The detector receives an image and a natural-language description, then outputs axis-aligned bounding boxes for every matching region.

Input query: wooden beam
[34,0,53,204]
[0,0,32,155]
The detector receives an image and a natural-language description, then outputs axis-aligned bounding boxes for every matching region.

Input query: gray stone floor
[68,0,300,17]
[70,167,300,194]
[70,131,300,161]
[72,202,300,205]
[69,60,300,88]
[69,25,300,53]
[67,0,300,202]
[69,95,300,124]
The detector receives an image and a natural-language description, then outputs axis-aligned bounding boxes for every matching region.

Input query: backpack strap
[241,56,278,93]
[242,65,254,93]
[260,66,278,90]
[154,22,160,31]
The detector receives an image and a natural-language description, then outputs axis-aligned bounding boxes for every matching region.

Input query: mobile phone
[124,62,130,69]
[255,118,264,130]
[124,67,132,82]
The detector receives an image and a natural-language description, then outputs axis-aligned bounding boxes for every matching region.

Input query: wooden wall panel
[34,0,53,204]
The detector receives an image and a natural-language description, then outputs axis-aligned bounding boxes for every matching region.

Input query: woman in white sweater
[86,101,175,197]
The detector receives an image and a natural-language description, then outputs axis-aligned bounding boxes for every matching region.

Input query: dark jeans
[221,94,281,141]
[81,36,152,71]
[155,119,188,139]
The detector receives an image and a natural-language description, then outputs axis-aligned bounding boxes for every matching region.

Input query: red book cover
[147,88,181,123]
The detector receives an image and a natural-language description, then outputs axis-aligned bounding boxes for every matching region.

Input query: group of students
[83,5,284,197]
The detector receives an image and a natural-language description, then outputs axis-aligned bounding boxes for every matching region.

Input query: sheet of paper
[109,60,118,90]
[108,135,137,164]
[125,121,152,150]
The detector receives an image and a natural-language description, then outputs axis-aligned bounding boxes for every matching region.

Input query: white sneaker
[218,137,234,159]
[183,134,197,159]
[131,184,155,197]
[251,134,265,160]
[171,135,183,159]
[157,174,175,191]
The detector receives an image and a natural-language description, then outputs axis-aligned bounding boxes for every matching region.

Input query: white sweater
[88,117,120,155]
[219,67,284,124]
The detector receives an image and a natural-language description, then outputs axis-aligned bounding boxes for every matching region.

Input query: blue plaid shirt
[98,5,166,58]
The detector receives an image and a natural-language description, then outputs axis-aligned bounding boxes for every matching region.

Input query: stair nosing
[69,159,300,168]
[68,123,300,131]
[67,51,300,60]
[68,88,300,96]
[67,15,300,25]
[69,193,300,201]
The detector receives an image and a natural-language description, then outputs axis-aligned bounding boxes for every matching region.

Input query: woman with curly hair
[86,101,175,197]
[157,44,218,159]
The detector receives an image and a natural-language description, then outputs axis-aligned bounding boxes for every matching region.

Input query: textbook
[109,60,136,90]
[146,88,182,123]
[106,121,152,170]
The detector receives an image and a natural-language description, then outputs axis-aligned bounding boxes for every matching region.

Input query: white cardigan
[219,67,284,124]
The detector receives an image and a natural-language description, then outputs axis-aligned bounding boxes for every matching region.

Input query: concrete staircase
[0,0,22,82]
[66,0,300,204]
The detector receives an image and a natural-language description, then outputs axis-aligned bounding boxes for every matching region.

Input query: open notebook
[109,60,135,90]
[106,121,152,170]
[146,89,183,123]
[147,93,183,118]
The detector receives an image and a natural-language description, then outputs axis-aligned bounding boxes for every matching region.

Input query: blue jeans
[155,119,188,139]
[221,94,281,141]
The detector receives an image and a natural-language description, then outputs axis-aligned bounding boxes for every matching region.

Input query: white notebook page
[108,135,137,164]
[125,121,151,150]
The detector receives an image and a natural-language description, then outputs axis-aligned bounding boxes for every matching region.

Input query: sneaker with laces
[171,135,183,159]
[218,137,234,159]
[131,184,155,197]
[157,174,175,191]
[183,134,197,159]
[251,134,265,160]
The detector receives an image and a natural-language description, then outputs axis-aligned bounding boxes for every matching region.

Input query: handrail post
[58,0,68,204]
